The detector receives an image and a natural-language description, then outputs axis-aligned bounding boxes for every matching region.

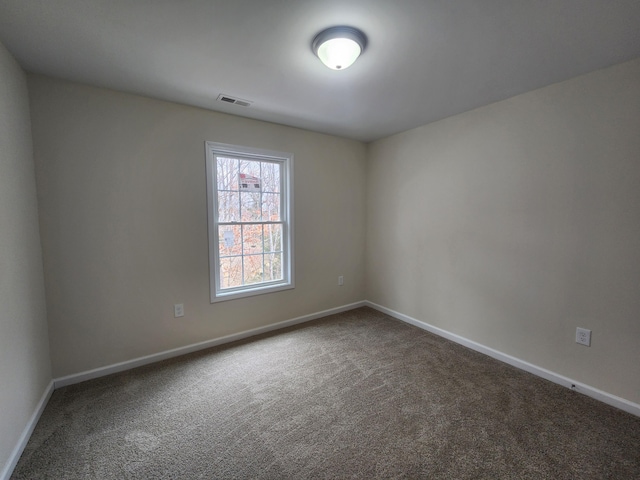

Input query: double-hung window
[205,142,294,302]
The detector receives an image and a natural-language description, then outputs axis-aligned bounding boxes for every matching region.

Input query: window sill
[211,282,294,303]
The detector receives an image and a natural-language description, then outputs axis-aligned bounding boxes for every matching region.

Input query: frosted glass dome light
[312,26,367,70]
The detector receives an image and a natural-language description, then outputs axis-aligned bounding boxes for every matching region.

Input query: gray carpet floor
[12,307,640,479]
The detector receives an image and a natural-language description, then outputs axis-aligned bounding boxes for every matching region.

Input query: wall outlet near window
[174,303,184,318]
[338,275,344,286]
[576,327,591,346]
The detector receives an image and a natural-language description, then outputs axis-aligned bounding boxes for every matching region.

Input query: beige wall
[0,43,51,474]
[366,58,640,404]
[19,56,640,411]
[28,76,367,378]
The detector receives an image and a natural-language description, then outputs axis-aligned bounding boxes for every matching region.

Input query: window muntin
[206,142,293,302]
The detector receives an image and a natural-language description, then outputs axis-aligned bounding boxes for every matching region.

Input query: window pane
[262,162,280,193]
[216,156,238,191]
[264,224,282,253]
[243,225,263,254]
[261,193,280,221]
[240,192,261,221]
[239,159,261,177]
[243,254,264,285]
[264,253,283,282]
[218,191,239,222]
[239,160,261,186]
[220,256,242,289]
[239,161,262,202]
[218,225,242,257]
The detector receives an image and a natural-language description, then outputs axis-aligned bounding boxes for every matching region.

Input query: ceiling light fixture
[312,26,367,71]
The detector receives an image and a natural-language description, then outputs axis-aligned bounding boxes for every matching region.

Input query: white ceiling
[1,0,639,142]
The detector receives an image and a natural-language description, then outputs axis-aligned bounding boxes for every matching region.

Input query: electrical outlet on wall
[576,327,591,346]
[338,275,344,286]
[174,303,184,318]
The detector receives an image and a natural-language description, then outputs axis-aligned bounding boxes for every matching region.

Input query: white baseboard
[365,301,640,418]
[54,301,366,389]
[1,380,54,480]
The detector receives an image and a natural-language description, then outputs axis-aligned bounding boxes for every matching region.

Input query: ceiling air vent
[216,94,252,107]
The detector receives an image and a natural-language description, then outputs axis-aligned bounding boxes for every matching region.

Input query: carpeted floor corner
[11,307,640,479]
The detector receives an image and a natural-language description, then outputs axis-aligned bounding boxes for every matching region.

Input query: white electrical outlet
[174,303,184,318]
[576,327,591,346]
[338,275,344,286]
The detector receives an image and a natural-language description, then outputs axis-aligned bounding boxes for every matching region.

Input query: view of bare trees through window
[216,156,283,289]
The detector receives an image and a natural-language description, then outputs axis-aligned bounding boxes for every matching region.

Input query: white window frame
[205,141,294,303]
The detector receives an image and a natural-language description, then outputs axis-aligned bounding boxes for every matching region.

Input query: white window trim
[205,141,294,303]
